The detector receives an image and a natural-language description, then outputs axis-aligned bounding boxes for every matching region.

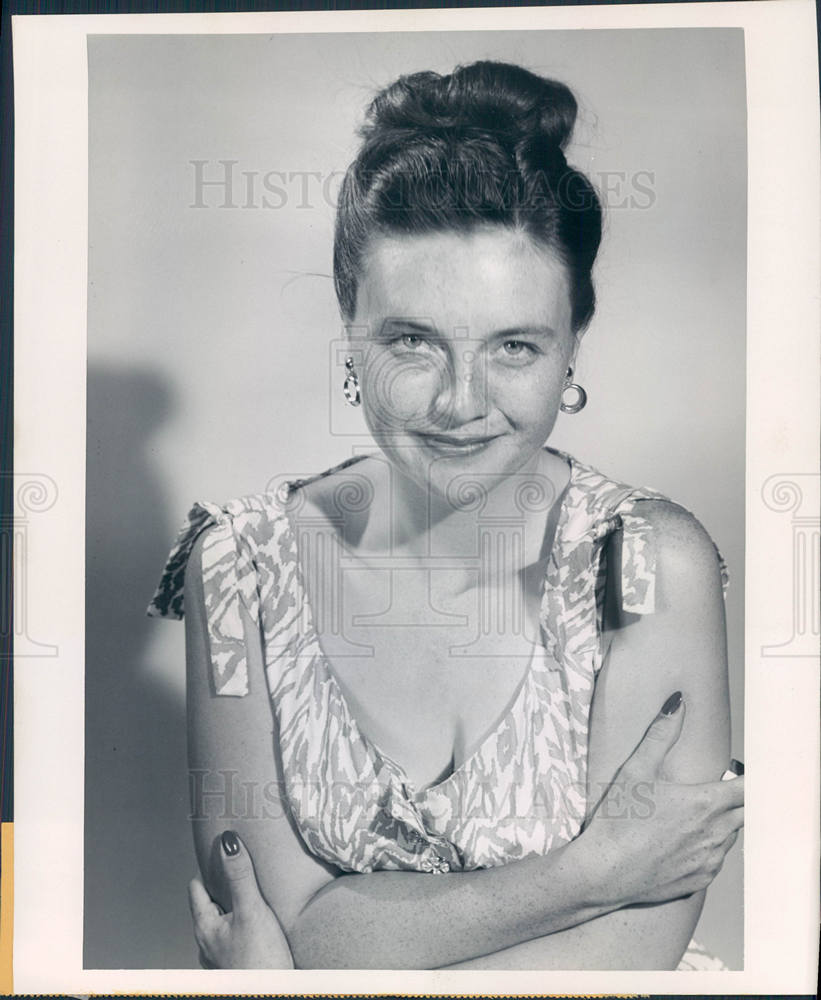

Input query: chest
[303,549,549,791]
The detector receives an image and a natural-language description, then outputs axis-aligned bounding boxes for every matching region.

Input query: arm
[185,529,339,938]
[186,507,741,970]
[444,501,737,969]
[185,528,628,967]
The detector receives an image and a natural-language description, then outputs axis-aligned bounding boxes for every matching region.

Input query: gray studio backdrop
[85,29,746,968]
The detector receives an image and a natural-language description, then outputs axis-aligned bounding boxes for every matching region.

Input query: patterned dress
[147,448,731,970]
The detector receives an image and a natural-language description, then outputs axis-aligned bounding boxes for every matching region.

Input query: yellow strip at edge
[0,822,12,994]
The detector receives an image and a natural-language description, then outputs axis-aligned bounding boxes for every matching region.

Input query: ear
[567,329,586,371]
[343,322,370,347]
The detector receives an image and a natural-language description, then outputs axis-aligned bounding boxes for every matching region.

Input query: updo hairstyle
[333,60,603,333]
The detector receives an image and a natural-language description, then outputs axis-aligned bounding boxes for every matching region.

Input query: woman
[147,60,743,970]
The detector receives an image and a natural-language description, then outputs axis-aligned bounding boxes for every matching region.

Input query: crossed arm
[185,500,739,969]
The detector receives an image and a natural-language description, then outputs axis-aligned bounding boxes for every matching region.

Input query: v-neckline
[278,447,579,800]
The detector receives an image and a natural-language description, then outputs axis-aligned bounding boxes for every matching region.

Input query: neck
[364,447,566,562]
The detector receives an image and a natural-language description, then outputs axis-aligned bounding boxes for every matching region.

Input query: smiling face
[350,226,579,501]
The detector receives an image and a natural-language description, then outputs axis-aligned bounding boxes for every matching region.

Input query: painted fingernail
[221,830,240,857]
[661,691,683,716]
[729,758,744,776]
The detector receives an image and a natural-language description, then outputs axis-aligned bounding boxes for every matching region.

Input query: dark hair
[333,60,603,332]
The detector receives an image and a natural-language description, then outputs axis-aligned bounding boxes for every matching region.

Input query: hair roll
[333,60,603,332]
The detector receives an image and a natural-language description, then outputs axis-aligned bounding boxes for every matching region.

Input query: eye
[500,339,537,362]
[388,332,433,355]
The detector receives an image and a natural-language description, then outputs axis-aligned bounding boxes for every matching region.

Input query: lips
[415,432,501,455]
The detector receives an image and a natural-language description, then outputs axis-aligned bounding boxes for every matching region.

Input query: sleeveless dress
[147,448,731,970]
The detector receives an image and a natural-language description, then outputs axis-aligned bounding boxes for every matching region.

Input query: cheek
[362,356,446,430]
[490,368,564,428]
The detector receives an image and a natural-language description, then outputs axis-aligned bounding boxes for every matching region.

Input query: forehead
[355,227,572,335]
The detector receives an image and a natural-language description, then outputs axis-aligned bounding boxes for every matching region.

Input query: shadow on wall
[84,362,196,968]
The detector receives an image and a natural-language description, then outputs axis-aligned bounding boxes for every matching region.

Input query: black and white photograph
[86,25,747,971]
[9,1,819,993]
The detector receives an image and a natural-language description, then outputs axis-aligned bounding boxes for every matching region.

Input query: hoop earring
[343,356,361,407]
[560,366,587,414]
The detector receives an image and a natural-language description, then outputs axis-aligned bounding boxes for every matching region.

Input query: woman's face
[350,226,579,501]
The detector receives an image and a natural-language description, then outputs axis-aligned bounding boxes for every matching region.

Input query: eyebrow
[491,325,556,340]
[378,318,432,336]
[374,318,556,340]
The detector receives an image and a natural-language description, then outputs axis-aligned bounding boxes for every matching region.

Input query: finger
[219,830,263,918]
[188,879,223,959]
[713,805,744,842]
[720,828,739,855]
[712,826,741,876]
[700,774,745,816]
[725,805,744,832]
[625,691,686,777]
[714,774,745,808]
[188,876,222,932]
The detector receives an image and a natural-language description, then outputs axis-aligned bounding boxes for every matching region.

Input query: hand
[188,830,295,969]
[582,692,744,907]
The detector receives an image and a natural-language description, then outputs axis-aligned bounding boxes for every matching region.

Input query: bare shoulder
[628,498,725,604]
[632,497,721,558]
[293,454,387,552]
[298,454,383,508]
[595,498,731,784]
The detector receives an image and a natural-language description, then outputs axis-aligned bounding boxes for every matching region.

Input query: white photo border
[12,0,821,993]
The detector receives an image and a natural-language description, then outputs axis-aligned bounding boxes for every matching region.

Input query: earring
[343,356,361,406]
[560,365,587,414]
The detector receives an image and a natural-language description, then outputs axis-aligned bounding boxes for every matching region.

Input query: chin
[426,441,540,506]
[373,430,548,498]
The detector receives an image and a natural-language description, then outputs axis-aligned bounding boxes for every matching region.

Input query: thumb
[219,830,263,918]
[625,691,685,777]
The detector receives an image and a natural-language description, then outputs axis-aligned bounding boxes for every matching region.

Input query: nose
[433,348,489,428]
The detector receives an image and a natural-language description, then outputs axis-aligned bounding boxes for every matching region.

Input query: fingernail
[661,691,683,716]
[221,830,240,857]
[729,758,744,776]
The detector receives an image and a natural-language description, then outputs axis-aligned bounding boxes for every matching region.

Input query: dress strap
[615,506,659,614]
[590,506,660,615]
[146,498,268,697]
[540,464,730,683]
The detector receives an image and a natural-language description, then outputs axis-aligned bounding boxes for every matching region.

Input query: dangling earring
[343,355,361,406]
[560,365,587,414]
